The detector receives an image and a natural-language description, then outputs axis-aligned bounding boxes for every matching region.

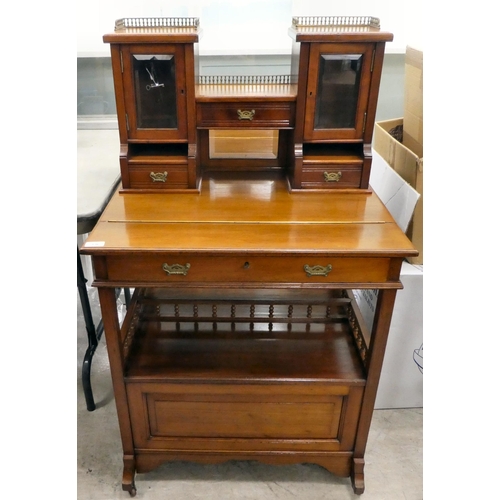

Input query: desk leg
[98,287,137,496]
[351,288,397,494]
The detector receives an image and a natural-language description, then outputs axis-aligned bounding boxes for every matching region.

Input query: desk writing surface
[81,174,417,258]
[102,173,396,224]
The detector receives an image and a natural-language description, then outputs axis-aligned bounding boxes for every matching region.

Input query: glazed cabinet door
[121,44,188,141]
[304,43,375,141]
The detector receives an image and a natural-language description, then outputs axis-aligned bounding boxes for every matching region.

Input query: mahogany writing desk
[80,171,417,496]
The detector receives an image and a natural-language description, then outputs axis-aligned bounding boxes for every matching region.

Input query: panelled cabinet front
[104,19,200,192]
[288,17,393,191]
[303,43,375,141]
[120,44,188,141]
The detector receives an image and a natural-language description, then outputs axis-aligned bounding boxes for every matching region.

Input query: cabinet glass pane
[133,54,178,129]
[314,54,362,130]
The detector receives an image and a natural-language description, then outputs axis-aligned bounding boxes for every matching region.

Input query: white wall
[77,0,422,57]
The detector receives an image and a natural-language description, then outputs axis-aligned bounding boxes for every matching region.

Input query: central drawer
[104,254,392,285]
[197,102,295,128]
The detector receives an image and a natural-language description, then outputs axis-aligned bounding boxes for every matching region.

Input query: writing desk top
[81,172,417,258]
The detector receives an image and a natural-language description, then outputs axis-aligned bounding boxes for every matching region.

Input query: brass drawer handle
[324,171,342,182]
[237,109,255,121]
[150,171,168,183]
[162,263,191,276]
[304,264,333,277]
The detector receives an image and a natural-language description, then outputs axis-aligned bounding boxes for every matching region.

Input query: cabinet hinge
[362,112,367,133]
[125,113,129,131]
[370,50,376,72]
[120,51,124,73]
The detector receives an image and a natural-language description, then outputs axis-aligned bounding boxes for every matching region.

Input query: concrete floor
[77,285,423,500]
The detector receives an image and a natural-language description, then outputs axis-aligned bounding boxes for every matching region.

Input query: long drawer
[104,254,392,285]
[197,102,295,128]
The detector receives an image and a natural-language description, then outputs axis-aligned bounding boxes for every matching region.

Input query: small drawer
[127,164,189,189]
[301,165,362,189]
[197,102,295,128]
[104,254,392,285]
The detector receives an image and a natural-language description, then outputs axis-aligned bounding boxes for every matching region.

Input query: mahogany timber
[92,16,404,496]
[104,20,393,192]
[80,172,417,496]
[105,26,200,192]
[288,23,393,190]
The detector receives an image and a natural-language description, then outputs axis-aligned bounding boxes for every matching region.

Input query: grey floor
[77,285,423,500]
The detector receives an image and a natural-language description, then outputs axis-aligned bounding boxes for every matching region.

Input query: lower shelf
[123,287,367,383]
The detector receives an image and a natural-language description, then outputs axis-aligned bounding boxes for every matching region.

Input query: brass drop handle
[162,263,191,276]
[237,109,255,121]
[304,264,333,277]
[324,171,342,182]
[150,171,168,183]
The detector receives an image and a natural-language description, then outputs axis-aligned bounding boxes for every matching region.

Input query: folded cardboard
[373,118,423,264]
[370,150,420,234]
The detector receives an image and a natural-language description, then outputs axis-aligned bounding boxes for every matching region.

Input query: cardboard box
[373,45,423,264]
[356,155,422,409]
[403,46,423,158]
[373,118,423,264]
[354,262,423,409]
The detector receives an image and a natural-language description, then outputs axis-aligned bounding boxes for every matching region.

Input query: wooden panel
[147,395,343,439]
[197,102,295,128]
[126,383,360,451]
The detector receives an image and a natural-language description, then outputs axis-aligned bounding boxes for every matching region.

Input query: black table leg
[124,287,131,308]
[77,247,99,411]
[78,247,130,411]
